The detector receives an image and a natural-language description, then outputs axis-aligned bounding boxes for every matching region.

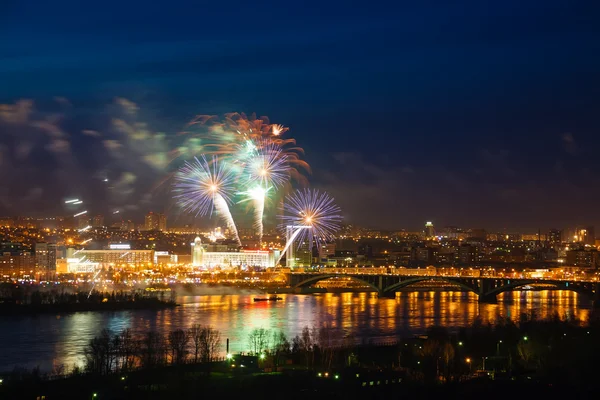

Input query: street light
[466,358,472,373]
[523,336,528,341]
[496,340,502,355]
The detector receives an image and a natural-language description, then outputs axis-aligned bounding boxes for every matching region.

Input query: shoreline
[0,300,178,316]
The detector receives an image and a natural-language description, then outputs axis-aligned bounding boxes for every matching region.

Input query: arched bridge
[287,272,600,305]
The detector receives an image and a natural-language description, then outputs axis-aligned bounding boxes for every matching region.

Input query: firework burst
[180,113,310,186]
[174,156,241,244]
[245,140,290,189]
[279,189,343,248]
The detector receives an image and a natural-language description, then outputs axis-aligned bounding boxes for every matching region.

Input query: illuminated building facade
[191,237,204,266]
[56,258,99,274]
[425,221,435,238]
[35,242,57,279]
[199,249,278,269]
[70,248,154,266]
[0,254,35,278]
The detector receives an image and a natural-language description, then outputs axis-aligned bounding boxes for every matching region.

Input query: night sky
[1,1,600,232]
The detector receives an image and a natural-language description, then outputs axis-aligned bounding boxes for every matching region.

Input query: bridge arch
[382,276,479,296]
[486,280,593,299]
[292,274,381,293]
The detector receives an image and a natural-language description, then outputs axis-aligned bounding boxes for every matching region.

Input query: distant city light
[109,244,131,250]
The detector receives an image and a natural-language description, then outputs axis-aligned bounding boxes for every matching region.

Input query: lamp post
[466,358,472,373]
[496,340,502,355]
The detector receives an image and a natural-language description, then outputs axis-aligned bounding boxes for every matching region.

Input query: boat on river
[253,296,283,302]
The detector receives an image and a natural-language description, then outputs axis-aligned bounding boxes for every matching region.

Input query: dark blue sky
[1,1,600,231]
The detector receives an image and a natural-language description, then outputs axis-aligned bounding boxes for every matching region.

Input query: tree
[317,325,340,370]
[140,330,166,368]
[271,330,290,367]
[517,338,537,370]
[168,329,189,365]
[199,326,222,363]
[84,329,114,375]
[188,324,203,363]
[299,326,314,368]
[116,328,137,372]
[248,328,270,355]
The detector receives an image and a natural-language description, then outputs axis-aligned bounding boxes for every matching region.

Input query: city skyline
[0,212,596,238]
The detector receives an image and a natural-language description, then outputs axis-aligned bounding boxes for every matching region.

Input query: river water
[0,290,593,372]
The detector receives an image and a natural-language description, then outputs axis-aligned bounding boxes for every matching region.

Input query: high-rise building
[145,212,166,231]
[425,221,435,238]
[457,245,478,264]
[158,214,167,231]
[191,237,204,266]
[145,212,158,230]
[35,242,57,280]
[285,225,311,268]
[548,229,562,246]
[574,226,595,246]
[318,242,336,262]
[92,215,104,228]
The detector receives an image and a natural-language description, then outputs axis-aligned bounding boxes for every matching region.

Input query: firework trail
[214,193,241,245]
[235,140,290,241]
[238,186,270,242]
[174,156,241,245]
[279,189,343,250]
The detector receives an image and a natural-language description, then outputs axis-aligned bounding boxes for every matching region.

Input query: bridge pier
[478,293,497,304]
[378,291,396,299]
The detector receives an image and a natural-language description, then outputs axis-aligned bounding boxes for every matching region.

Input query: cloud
[82,129,102,137]
[46,138,71,154]
[0,99,33,124]
[53,97,72,107]
[108,172,138,203]
[103,139,123,152]
[115,97,139,115]
[562,132,578,155]
[31,119,66,138]
[144,153,169,170]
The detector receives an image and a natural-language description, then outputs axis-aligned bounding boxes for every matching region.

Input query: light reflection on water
[0,290,592,372]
